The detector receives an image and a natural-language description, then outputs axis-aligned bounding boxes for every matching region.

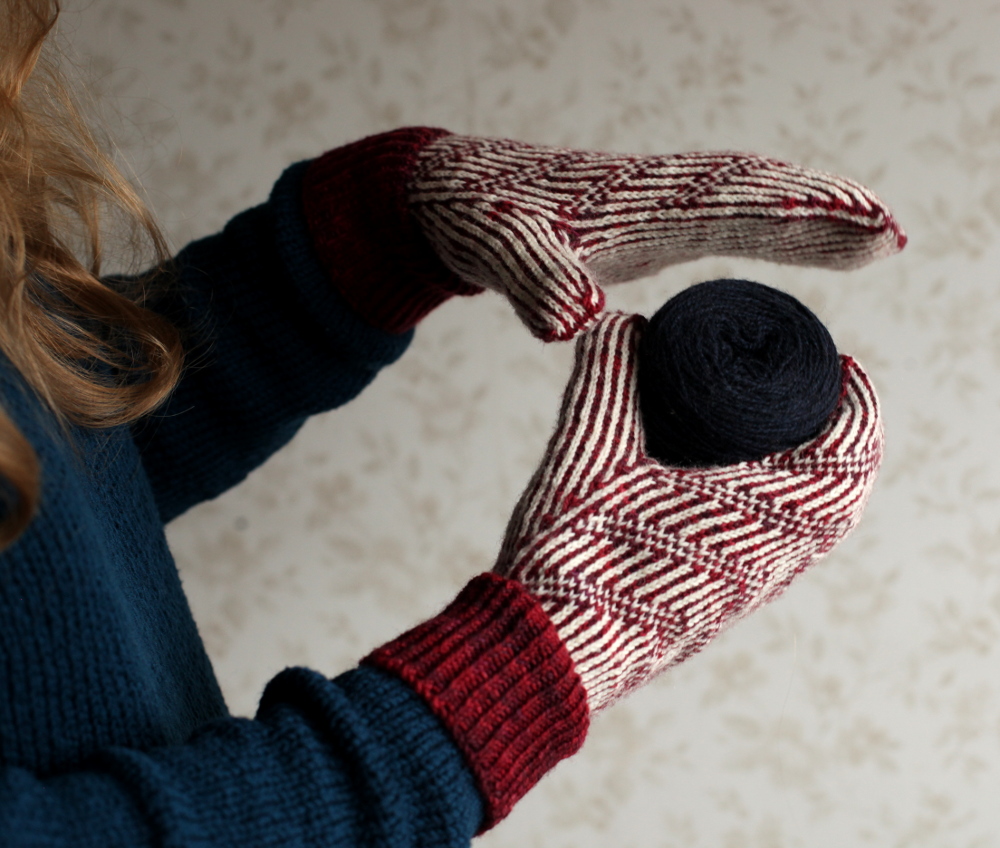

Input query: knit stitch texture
[409,133,906,341]
[494,312,883,712]
[365,573,589,830]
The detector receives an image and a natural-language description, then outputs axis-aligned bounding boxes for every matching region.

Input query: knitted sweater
[0,129,589,847]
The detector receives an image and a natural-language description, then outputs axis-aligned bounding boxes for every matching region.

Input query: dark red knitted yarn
[364,573,589,832]
[302,127,483,334]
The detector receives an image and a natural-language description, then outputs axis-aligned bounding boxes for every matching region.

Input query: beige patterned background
[64,1,1000,845]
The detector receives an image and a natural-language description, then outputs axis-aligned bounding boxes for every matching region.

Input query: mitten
[364,305,881,826]
[494,310,883,712]
[409,133,906,341]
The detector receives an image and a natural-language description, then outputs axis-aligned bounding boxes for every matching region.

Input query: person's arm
[0,664,482,847]
[0,583,588,847]
[130,129,478,524]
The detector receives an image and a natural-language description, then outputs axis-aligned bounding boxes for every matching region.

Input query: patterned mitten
[409,134,906,341]
[494,311,883,712]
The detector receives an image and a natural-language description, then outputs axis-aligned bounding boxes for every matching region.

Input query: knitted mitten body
[494,311,883,712]
[408,133,906,341]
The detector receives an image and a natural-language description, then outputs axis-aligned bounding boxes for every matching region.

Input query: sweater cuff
[302,127,483,334]
[363,573,590,832]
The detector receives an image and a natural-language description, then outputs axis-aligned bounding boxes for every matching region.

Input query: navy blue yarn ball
[637,279,841,467]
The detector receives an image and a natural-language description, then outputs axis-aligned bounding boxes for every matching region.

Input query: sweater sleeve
[0,666,483,847]
[131,128,479,524]
[0,579,588,846]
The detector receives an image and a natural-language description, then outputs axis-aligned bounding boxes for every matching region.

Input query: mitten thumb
[414,200,606,341]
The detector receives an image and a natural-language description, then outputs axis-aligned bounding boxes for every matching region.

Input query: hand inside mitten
[364,283,882,827]
[494,305,883,712]
[408,133,906,341]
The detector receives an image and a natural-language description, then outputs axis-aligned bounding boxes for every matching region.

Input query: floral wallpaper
[66,1,1000,845]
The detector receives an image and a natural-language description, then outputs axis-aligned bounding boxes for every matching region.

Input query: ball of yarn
[638,278,841,467]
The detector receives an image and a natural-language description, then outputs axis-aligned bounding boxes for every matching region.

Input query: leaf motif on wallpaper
[469,0,602,71]
[372,0,451,44]
[813,552,899,628]
[180,24,256,127]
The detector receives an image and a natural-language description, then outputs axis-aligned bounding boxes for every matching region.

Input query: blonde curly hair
[0,0,183,548]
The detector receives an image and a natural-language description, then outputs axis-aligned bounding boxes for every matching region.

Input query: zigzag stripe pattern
[409,134,905,341]
[494,312,883,713]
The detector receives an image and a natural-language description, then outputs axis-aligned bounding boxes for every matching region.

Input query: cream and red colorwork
[409,134,907,341]
[495,311,884,712]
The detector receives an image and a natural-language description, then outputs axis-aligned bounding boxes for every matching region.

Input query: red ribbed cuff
[302,127,483,334]
[363,573,589,831]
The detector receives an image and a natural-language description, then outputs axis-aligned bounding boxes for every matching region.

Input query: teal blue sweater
[0,129,590,846]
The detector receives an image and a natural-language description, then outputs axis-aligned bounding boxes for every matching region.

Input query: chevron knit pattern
[408,134,906,341]
[494,312,883,713]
